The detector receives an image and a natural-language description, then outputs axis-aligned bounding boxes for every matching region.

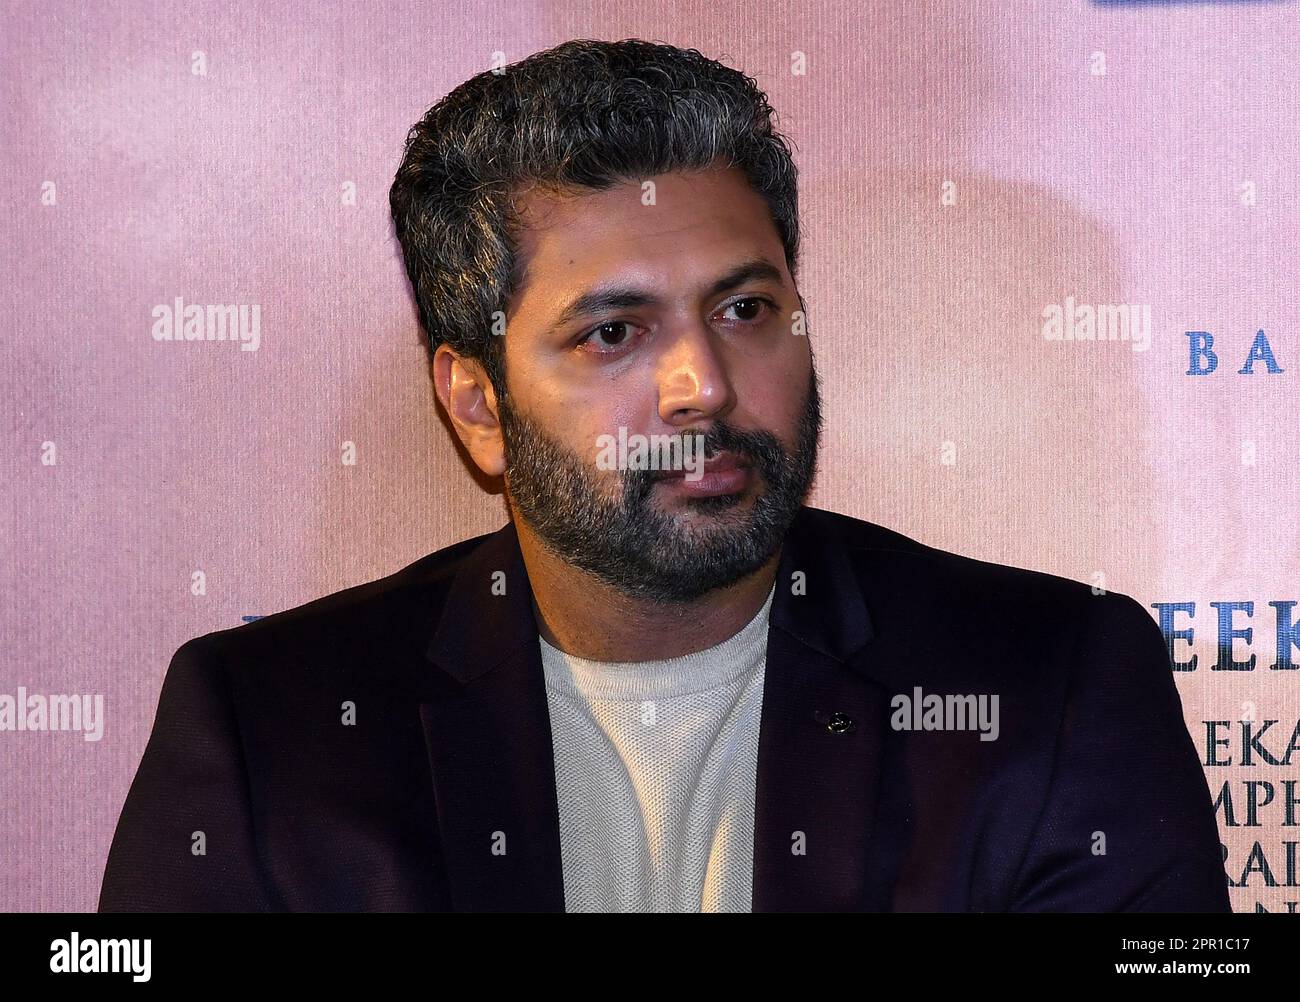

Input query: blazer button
[814,709,856,734]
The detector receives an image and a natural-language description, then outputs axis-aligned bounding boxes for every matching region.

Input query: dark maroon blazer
[98,506,1231,912]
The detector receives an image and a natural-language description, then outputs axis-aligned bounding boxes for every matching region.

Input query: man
[99,38,1229,912]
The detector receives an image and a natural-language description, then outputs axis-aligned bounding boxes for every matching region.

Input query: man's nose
[655,326,737,427]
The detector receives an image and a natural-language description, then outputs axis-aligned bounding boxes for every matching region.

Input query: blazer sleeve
[1005,592,1231,912]
[98,636,282,912]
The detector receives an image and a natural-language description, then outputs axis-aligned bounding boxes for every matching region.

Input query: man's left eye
[718,297,773,323]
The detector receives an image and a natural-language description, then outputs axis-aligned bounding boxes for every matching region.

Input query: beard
[498,362,822,603]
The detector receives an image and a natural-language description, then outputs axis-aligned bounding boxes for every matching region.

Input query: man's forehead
[508,167,780,292]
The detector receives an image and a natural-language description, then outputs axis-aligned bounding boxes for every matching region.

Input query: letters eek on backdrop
[2,0,1296,912]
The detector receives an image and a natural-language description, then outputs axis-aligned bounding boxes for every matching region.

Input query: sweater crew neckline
[539,584,776,701]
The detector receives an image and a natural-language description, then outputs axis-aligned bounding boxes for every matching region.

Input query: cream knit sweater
[538,585,774,912]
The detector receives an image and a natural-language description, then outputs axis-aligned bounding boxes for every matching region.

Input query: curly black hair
[389,38,800,398]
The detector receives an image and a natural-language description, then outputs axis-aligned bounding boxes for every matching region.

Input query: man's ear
[432,344,507,477]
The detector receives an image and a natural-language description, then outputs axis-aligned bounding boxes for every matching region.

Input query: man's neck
[515,520,780,662]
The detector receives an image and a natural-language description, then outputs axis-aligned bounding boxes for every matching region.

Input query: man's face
[488,167,820,602]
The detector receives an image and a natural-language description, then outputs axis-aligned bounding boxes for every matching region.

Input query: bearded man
[99,38,1229,914]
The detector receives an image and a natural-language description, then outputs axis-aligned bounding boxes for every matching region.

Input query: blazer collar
[420,506,889,911]
[426,507,878,680]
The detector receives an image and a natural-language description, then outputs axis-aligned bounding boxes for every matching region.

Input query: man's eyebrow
[546,258,787,334]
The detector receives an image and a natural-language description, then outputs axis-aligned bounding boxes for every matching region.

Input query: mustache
[623,421,789,495]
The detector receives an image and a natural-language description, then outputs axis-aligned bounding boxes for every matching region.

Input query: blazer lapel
[751,508,889,911]
[420,521,566,912]
[419,507,889,912]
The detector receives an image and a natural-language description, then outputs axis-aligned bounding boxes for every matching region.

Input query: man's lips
[655,451,754,497]
[655,451,750,479]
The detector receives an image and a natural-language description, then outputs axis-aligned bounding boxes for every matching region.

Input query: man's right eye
[577,321,639,353]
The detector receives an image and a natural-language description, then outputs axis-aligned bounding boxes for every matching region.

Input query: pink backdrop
[3,0,1296,911]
